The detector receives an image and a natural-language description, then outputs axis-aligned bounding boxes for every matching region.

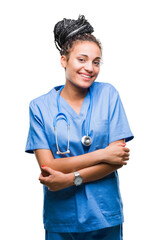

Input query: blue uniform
[25,82,133,235]
[45,224,123,240]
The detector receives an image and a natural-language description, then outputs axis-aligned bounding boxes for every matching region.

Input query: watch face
[74,176,82,186]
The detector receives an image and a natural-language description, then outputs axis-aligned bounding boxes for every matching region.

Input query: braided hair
[53,15,102,57]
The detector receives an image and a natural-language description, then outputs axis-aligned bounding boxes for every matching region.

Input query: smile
[79,73,92,79]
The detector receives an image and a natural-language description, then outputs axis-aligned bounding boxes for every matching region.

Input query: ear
[60,55,67,69]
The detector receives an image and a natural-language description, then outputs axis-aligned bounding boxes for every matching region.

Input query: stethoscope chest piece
[81,135,92,147]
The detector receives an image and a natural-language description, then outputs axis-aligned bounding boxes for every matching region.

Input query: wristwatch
[73,172,83,186]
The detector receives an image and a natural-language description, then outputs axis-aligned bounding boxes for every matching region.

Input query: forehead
[70,41,101,58]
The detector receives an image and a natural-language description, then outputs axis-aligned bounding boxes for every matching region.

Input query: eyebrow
[79,54,102,60]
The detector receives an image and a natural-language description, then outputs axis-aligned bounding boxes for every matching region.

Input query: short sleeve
[109,90,134,144]
[25,101,50,154]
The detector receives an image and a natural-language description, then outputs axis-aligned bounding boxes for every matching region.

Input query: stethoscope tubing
[53,85,93,154]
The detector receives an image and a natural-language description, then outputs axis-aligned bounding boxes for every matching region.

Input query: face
[61,41,102,89]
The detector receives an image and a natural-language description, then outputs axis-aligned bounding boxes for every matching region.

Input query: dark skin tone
[34,41,130,191]
[36,140,129,191]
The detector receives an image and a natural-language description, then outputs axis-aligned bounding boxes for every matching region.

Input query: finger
[123,152,130,157]
[39,176,47,184]
[122,161,127,165]
[39,173,50,182]
[39,179,46,185]
[117,142,126,147]
[39,176,50,186]
[124,147,130,152]
[39,176,51,185]
[41,169,50,177]
[124,157,129,161]
[39,173,44,181]
[41,166,55,175]
[40,180,50,188]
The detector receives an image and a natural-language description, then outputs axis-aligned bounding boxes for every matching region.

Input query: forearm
[35,149,105,174]
[35,139,128,174]
[40,163,123,192]
[64,163,123,190]
[78,163,122,183]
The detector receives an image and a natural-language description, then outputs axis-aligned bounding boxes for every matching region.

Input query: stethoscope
[53,85,93,155]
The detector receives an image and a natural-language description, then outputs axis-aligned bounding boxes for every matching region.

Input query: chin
[77,83,93,90]
[76,80,95,89]
[68,77,96,90]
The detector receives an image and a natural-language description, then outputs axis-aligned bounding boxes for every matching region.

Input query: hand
[39,166,74,191]
[103,142,130,165]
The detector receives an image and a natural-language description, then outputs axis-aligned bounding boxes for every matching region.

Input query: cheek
[66,64,80,78]
[96,65,101,73]
[95,67,100,76]
[65,68,76,81]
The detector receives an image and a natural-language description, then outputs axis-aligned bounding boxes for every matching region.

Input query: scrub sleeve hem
[25,145,51,154]
[109,132,134,144]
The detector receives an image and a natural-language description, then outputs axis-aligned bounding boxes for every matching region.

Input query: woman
[25,15,134,240]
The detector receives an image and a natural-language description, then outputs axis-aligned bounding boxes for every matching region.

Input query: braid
[53,15,102,57]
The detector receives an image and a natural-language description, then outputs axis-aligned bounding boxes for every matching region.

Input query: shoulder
[91,82,119,97]
[29,86,60,110]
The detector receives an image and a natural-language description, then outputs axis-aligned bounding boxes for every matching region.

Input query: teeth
[80,74,91,78]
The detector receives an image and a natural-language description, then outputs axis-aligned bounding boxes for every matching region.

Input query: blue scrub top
[25,82,134,233]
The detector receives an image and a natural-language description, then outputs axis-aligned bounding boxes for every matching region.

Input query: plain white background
[0,0,159,239]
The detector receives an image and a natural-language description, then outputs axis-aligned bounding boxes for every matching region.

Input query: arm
[35,140,129,174]
[78,163,122,183]
[78,139,127,183]
[39,163,122,191]
[39,140,129,191]
[35,148,104,174]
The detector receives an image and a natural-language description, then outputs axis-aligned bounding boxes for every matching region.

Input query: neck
[61,81,88,102]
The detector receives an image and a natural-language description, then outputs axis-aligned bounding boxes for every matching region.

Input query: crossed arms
[34,139,130,191]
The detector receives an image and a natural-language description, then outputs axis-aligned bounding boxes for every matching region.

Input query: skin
[60,41,102,114]
[35,41,130,191]
[38,141,129,191]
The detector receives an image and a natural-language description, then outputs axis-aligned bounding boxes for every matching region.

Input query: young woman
[25,15,134,240]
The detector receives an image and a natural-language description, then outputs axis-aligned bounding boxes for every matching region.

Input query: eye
[78,58,85,63]
[93,59,103,66]
[93,61,100,66]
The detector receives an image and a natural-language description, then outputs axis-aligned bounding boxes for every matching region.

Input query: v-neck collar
[53,85,90,119]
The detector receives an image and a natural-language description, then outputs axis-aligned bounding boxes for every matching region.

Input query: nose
[84,61,93,73]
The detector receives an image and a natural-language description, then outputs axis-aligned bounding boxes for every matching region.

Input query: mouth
[79,73,93,80]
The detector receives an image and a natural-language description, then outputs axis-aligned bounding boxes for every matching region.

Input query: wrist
[73,171,83,186]
[65,173,74,188]
[96,148,106,163]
